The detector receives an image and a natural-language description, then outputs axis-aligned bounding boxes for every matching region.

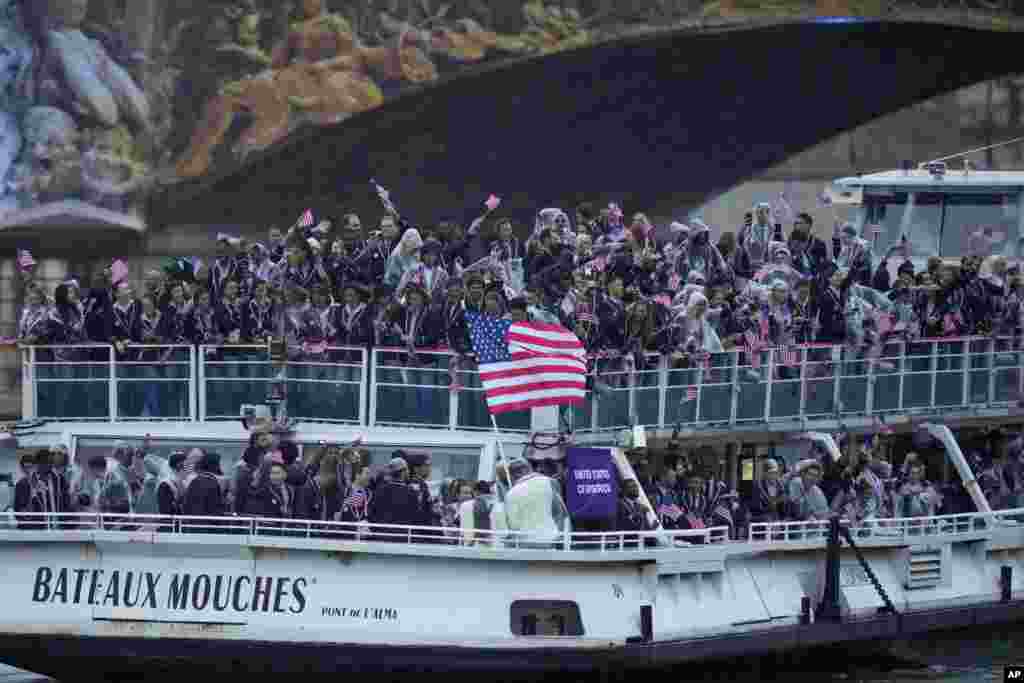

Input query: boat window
[361,446,480,498]
[75,437,248,474]
[866,192,941,260]
[510,600,583,636]
[940,193,1017,258]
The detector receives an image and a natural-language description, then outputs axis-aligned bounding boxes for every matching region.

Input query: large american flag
[465,311,586,414]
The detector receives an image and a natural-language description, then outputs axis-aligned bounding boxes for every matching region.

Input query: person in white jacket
[503,456,569,548]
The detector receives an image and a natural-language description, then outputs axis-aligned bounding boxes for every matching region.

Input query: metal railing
[17,336,1024,431]
[22,344,195,421]
[747,506,1024,544]
[0,511,728,552]
[199,344,366,424]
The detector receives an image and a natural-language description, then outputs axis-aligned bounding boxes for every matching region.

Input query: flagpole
[490,413,516,543]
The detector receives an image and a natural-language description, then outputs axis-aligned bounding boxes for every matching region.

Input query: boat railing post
[657,355,668,428]
[368,349,379,427]
[897,341,906,413]
[1001,565,1013,603]
[188,345,197,421]
[358,347,368,426]
[729,350,739,426]
[108,345,117,422]
[449,352,459,430]
[563,517,572,551]
[832,345,842,415]
[816,516,842,623]
[865,345,876,416]
[197,346,207,421]
[960,338,971,408]
[22,346,35,420]
[929,341,939,410]
[797,346,807,421]
[986,336,997,405]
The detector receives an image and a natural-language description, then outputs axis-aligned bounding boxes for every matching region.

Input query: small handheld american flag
[682,386,698,402]
[657,503,683,522]
[297,209,314,228]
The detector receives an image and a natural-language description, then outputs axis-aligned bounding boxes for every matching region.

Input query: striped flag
[744,331,762,369]
[297,209,314,228]
[782,346,798,366]
[683,386,698,402]
[465,312,586,414]
[657,503,683,522]
[342,487,370,519]
[943,312,962,335]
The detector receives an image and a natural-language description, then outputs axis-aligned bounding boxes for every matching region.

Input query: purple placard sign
[565,447,619,520]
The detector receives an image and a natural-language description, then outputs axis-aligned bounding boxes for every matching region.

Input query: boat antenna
[922,135,1024,167]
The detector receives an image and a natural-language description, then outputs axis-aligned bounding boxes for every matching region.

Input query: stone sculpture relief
[0,0,1022,229]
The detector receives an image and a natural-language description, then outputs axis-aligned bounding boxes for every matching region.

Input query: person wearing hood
[183,452,226,519]
[69,455,109,525]
[674,292,723,356]
[683,220,731,287]
[135,453,170,516]
[384,227,424,290]
[504,455,569,548]
[397,237,448,301]
[736,202,775,278]
[98,442,137,515]
[296,450,343,521]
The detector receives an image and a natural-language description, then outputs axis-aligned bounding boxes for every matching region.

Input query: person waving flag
[465,311,586,414]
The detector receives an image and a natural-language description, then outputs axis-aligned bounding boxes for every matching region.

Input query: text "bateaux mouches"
[31,566,310,614]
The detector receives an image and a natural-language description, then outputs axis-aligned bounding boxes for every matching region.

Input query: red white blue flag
[297,209,314,228]
[466,312,586,414]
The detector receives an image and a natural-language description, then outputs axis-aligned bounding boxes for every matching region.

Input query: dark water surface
[4,626,1024,682]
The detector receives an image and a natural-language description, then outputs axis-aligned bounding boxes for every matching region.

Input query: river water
[2,627,1023,682]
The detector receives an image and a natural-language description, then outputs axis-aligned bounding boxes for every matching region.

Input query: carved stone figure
[0,0,36,201]
[173,0,437,179]
[9,106,82,208]
[39,0,150,129]
[81,125,149,214]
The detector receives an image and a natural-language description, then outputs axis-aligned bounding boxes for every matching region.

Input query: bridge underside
[152,20,1024,228]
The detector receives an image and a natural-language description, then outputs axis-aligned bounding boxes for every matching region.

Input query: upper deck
[14,336,1024,443]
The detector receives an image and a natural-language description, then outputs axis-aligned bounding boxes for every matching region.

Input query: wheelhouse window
[865,192,941,260]
[940,193,1017,258]
[865,190,1020,260]
[510,600,584,636]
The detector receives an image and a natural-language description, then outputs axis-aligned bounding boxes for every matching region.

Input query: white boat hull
[1,513,1023,676]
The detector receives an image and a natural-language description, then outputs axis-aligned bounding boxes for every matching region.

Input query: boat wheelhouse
[831,164,1024,271]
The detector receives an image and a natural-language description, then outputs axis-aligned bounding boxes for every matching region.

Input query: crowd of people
[631,428,1024,538]
[6,427,1022,543]
[14,197,1023,408]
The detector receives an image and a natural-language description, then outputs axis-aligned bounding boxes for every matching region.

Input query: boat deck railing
[18,335,1024,433]
[2,508,1021,555]
[748,507,1024,544]
[0,511,728,552]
